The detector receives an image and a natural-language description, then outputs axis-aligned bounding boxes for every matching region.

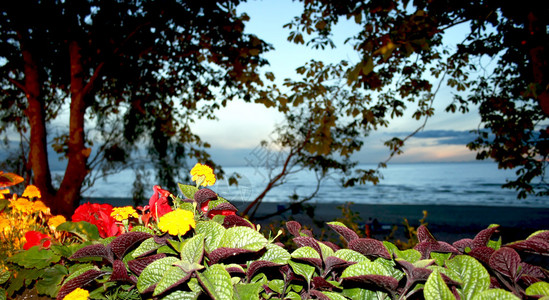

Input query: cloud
[394,130,477,145]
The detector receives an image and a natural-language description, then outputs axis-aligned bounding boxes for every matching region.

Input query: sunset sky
[193,0,483,166]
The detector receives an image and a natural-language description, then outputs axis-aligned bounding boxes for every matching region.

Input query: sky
[193,0,483,166]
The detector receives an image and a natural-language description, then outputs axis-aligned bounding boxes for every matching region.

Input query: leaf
[137,256,179,293]
[417,225,437,243]
[56,221,100,241]
[35,264,67,297]
[431,252,452,266]
[7,247,61,269]
[259,243,291,264]
[127,253,166,276]
[57,269,107,300]
[70,243,113,262]
[446,255,489,300]
[471,289,520,300]
[321,291,348,300]
[341,260,390,277]
[288,260,316,284]
[178,184,199,199]
[292,246,321,260]
[180,233,204,266]
[424,269,454,300]
[110,231,153,259]
[195,220,226,253]
[0,172,23,188]
[489,247,521,280]
[197,264,234,300]
[219,226,267,252]
[334,249,369,263]
[246,260,284,281]
[286,221,302,237]
[0,269,10,285]
[341,287,378,300]
[162,290,200,300]
[348,238,391,259]
[526,281,549,296]
[154,266,191,296]
[327,221,359,243]
[234,282,262,300]
[132,237,162,258]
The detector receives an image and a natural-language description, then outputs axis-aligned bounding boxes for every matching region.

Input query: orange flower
[9,197,34,214]
[32,200,49,214]
[0,189,9,200]
[48,215,67,230]
[22,185,41,198]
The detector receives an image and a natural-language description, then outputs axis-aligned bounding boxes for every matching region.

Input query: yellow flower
[0,215,9,233]
[22,185,41,198]
[63,287,89,300]
[110,206,138,221]
[9,197,34,214]
[0,189,9,200]
[48,215,67,230]
[158,209,196,236]
[190,163,216,186]
[32,200,50,214]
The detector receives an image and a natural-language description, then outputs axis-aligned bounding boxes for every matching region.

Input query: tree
[275,0,548,198]
[0,0,271,216]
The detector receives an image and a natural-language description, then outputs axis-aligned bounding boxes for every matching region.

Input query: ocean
[79,162,549,208]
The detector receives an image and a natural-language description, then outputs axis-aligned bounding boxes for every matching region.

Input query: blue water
[79,162,549,208]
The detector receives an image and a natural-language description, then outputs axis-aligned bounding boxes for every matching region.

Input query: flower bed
[1,165,549,299]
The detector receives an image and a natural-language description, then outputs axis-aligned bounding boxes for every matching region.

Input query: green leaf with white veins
[446,255,489,300]
[424,269,454,300]
[288,260,316,284]
[259,243,291,264]
[334,249,369,263]
[195,220,226,253]
[291,246,321,260]
[154,265,191,296]
[219,226,267,252]
[180,234,205,265]
[178,184,199,199]
[471,289,519,300]
[341,260,390,278]
[132,237,162,258]
[526,281,549,297]
[198,264,234,300]
[137,257,179,293]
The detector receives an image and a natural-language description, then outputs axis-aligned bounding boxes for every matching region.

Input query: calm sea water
[78,162,549,208]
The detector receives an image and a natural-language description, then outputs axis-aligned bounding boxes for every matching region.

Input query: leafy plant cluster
[1,184,548,300]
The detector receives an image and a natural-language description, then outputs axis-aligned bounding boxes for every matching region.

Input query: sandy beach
[85,197,549,244]
[231,201,549,243]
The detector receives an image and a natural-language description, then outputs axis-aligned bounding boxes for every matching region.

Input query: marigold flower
[22,185,41,198]
[48,215,67,230]
[0,189,9,199]
[0,215,9,233]
[158,209,196,236]
[64,288,90,300]
[9,197,34,214]
[32,200,49,214]
[190,163,216,186]
[110,206,138,221]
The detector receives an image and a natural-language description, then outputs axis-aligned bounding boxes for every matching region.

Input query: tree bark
[22,47,57,208]
[54,40,91,217]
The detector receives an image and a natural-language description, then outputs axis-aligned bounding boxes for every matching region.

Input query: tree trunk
[22,47,57,208]
[54,40,91,217]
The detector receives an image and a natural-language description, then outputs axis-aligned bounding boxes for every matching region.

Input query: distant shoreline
[82,197,549,243]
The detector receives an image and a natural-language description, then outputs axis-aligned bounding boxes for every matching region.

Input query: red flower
[207,209,236,219]
[72,202,119,238]
[23,231,52,250]
[149,185,173,221]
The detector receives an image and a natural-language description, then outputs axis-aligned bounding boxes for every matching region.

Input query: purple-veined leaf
[327,222,359,244]
[321,241,341,252]
[505,239,549,255]
[110,231,153,259]
[348,238,391,259]
[208,247,259,265]
[193,188,217,205]
[342,274,399,293]
[312,276,340,291]
[286,221,302,237]
[128,253,167,276]
[246,260,285,281]
[324,256,355,275]
[468,246,495,264]
[70,243,113,263]
[414,241,459,260]
[417,225,437,243]
[472,226,499,249]
[489,247,521,281]
[222,214,255,229]
[109,259,131,282]
[309,290,331,300]
[57,269,107,300]
[453,238,474,253]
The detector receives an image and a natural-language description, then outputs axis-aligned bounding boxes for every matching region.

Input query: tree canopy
[1,0,547,218]
[0,0,271,216]
[272,0,548,198]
